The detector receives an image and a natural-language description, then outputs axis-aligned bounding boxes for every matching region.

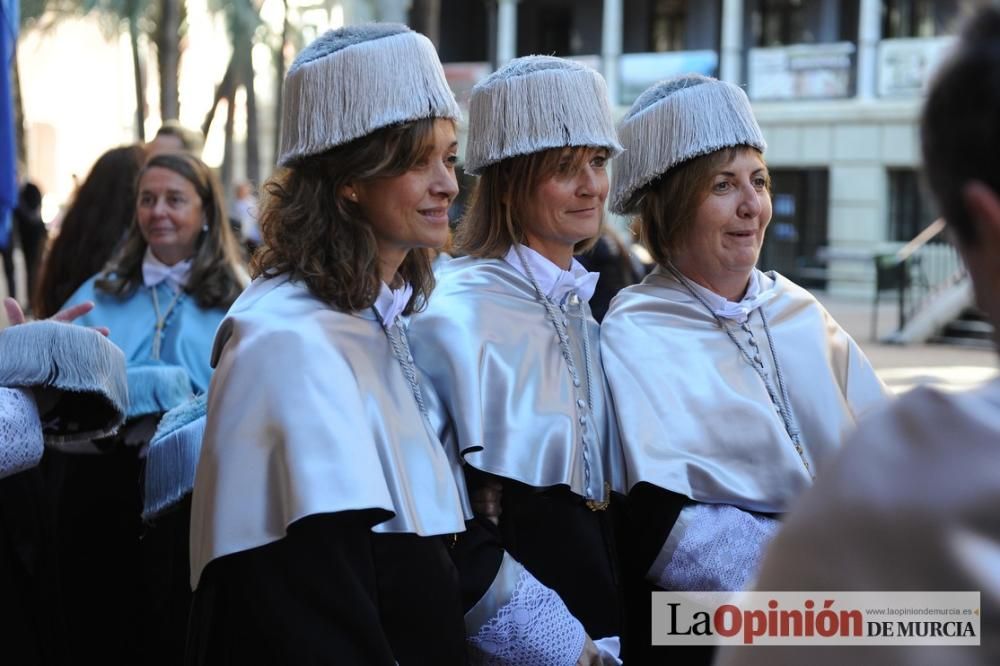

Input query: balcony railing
[872,219,966,340]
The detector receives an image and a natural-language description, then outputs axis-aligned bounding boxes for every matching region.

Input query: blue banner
[0,0,18,251]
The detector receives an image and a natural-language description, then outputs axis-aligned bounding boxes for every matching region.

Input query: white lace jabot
[142,247,193,292]
[373,281,413,326]
[504,244,600,304]
[683,269,777,323]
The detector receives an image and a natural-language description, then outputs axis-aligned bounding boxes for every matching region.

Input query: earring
[350,191,357,201]
[202,222,209,232]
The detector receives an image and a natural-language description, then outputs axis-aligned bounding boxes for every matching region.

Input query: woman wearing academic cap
[189,26,596,666]
[600,74,889,659]
[408,56,628,661]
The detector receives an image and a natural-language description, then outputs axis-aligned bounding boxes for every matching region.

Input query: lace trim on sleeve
[648,502,780,591]
[467,566,585,665]
[0,387,43,478]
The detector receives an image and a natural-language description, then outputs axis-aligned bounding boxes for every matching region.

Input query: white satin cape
[407,256,626,501]
[189,274,470,588]
[601,267,889,512]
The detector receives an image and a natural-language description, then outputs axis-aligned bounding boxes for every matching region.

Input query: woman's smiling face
[673,149,772,299]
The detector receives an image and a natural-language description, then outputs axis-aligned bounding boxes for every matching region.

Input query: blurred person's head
[922,5,1000,346]
[147,120,204,158]
[97,152,246,309]
[34,145,146,318]
[454,56,621,269]
[234,181,253,201]
[18,182,42,213]
[252,24,462,315]
[612,75,771,300]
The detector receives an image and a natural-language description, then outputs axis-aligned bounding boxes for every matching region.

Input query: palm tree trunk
[272,0,289,165]
[202,56,237,139]
[127,1,146,142]
[241,35,259,184]
[222,88,235,193]
[157,0,182,120]
[12,49,25,170]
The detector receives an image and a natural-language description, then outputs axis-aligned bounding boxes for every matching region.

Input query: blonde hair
[455,147,604,258]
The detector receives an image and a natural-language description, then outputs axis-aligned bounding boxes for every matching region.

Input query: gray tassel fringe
[142,392,206,521]
[125,363,194,420]
[610,74,767,215]
[0,321,128,443]
[464,56,622,175]
[278,25,461,166]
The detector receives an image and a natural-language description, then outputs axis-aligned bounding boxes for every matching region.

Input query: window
[758,0,809,46]
[650,0,688,52]
[516,0,602,57]
[749,0,859,47]
[881,0,967,39]
[758,169,829,288]
[888,169,938,242]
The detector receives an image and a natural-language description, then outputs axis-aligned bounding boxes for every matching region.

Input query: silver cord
[512,245,599,497]
[150,285,184,361]
[665,263,813,479]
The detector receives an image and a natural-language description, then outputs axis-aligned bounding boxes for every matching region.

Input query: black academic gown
[186,510,479,666]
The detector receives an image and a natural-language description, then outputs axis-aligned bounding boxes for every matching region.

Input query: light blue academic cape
[64,275,228,393]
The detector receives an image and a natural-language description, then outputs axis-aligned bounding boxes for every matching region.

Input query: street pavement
[816,290,998,395]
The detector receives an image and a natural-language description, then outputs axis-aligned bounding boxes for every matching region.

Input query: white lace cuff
[0,387,44,478]
[648,502,779,591]
[466,553,586,665]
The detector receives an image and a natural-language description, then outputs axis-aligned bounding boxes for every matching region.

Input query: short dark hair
[153,121,204,155]
[921,7,1000,244]
[251,118,446,315]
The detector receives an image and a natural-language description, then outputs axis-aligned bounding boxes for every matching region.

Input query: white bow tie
[549,269,600,305]
[712,289,778,322]
[374,281,414,326]
[142,249,192,292]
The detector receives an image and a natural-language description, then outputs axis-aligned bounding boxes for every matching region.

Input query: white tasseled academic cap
[277,23,461,166]
[464,56,623,175]
[0,321,128,443]
[610,74,767,215]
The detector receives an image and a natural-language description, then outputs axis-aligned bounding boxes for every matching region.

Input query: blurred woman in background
[34,144,146,319]
[51,151,246,665]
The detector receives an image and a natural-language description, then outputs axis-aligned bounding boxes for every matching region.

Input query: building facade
[427,0,984,295]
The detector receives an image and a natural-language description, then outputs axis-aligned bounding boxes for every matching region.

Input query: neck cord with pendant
[150,285,185,361]
[372,298,460,548]
[513,244,609,509]
[665,263,813,479]
[370,303,432,430]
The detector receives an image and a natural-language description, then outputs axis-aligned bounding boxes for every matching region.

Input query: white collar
[503,244,600,304]
[142,247,192,292]
[373,281,413,326]
[682,269,777,323]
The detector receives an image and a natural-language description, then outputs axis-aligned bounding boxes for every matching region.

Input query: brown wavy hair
[251,118,444,314]
[637,146,768,267]
[34,144,146,318]
[95,153,247,309]
[454,147,604,259]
